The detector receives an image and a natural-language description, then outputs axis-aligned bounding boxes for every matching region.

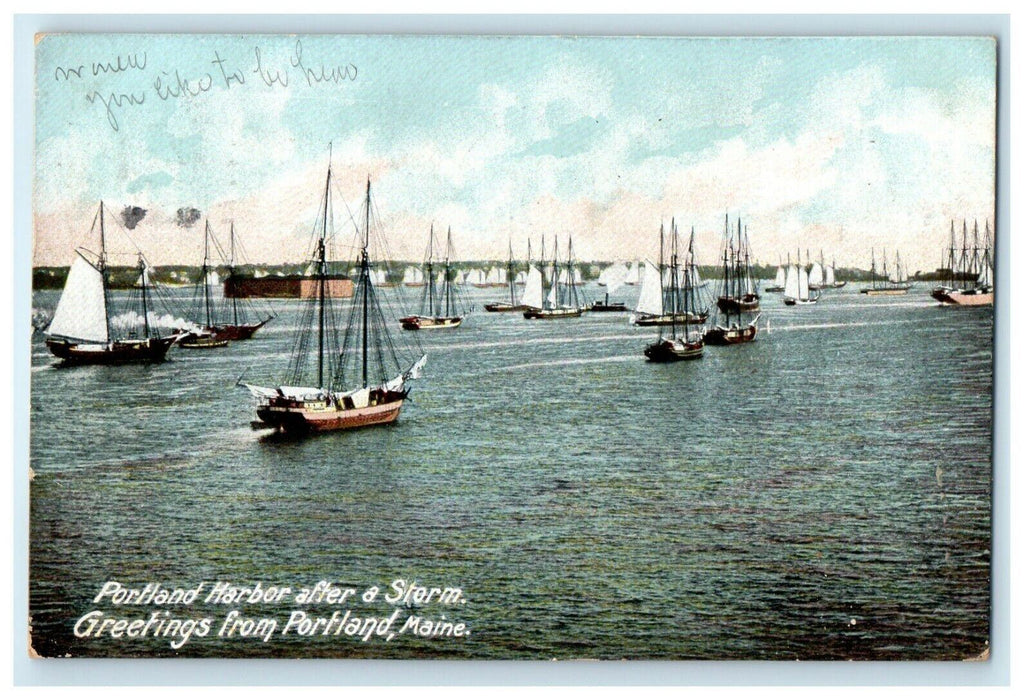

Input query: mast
[426,225,436,317]
[659,221,666,318]
[229,222,239,325]
[317,159,332,389]
[99,201,112,341]
[362,177,371,387]
[203,220,214,328]
[138,253,151,338]
[444,227,453,317]
[508,238,516,306]
[550,236,559,309]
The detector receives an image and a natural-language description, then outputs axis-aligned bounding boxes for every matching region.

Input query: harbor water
[28,282,993,659]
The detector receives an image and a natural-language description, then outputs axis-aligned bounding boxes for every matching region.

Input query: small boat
[825,254,846,288]
[523,236,586,319]
[243,155,427,435]
[765,263,786,293]
[590,295,627,312]
[179,334,229,349]
[44,202,182,365]
[645,219,704,362]
[400,225,467,330]
[860,249,912,295]
[484,239,529,312]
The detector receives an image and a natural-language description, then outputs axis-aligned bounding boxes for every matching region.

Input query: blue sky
[33,34,996,270]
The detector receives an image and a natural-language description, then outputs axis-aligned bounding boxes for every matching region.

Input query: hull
[483,302,530,313]
[256,396,405,433]
[717,295,760,314]
[634,311,707,326]
[764,285,785,293]
[399,315,464,331]
[180,336,229,349]
[523,307,582,319]
[783,297,818,306]
[589,302,628,312]
[644,338,704,362]
[942,289,993,306]
[830,281,847,288]
[703,323,758,346]
[860,287,909,296]
[46,335,178,365]
[213,318,271,340]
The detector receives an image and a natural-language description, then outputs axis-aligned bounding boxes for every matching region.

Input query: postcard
[28,32,996,661]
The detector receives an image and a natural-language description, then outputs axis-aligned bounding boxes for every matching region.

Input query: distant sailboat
[934,219,993,306]
[703,215,759,345]
[523,237,586,319]
[484,239,529,312]
[243,156,426,434]
[766,262,786,293]
[860,249,911,295]
[783,251,819,306]
[402,265,425,287]
[400,225,467,329]
[44,202,183,364]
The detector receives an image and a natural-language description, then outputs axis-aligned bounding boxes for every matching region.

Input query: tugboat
[399,225,467,330]
[242,155,426,434]
[44,202,183,364]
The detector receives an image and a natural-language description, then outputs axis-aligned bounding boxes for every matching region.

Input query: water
[28,282,993,659]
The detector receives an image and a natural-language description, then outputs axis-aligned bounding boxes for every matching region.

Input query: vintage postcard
[28,33,996,661]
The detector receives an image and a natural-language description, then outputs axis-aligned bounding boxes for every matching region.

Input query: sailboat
[523,237,585,319]
[400,225,467,329]
[825,257,846,288]
[860,249,911,295]
[402,265,425,287]
[783,251,820,306]
[44,202,183,364]
[484,239,529,312]
[217,222,276,339]
[765,261,786,292]
[242,157,427,434]
[934,220,994,306]
[703,215,759,345]
[633,220,708,326]
[714,215,760,314]
[644,223,704,362]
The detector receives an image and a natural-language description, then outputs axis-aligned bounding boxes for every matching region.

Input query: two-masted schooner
[180,220,274,348]
[859,249,911,296]
[399,225,467,330]
[783,251,820,306]
[44,202,184,364]
[703,215,759,345]
[633,220,709,327]
[484,239,529,312]
[242,158,426,434]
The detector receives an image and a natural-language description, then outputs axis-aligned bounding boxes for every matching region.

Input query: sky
[33,34,997,271]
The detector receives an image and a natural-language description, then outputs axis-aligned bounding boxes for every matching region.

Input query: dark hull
[930,286,954,302]
[523,307,583,319]
[483,303,530,313]
[213,318,271,340]
[635,311,707,326]
[589,302,628,312]
[46,335,178,365]
[703,324,758,346]
[764,285,785,293]
[717,295,760,313]
[644,339,704,362]
[399,315,464,330]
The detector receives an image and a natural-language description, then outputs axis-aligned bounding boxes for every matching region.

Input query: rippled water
[29,282,992,659]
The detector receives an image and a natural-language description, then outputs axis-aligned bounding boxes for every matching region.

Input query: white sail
[574,268,583,284]
[558,268,569,285]
[47,252,109,343]
[799,266,810,298]
[784,265,800,300]
[808,263,823,288]
[625,262,640,285]
[824,264,836,285]
[546,280,558,308]
[453,270,465,285]
[774,266,785,287]
[600,264,625,294]
[521,266,544,308]
[690,265,705,288]
[635,261,664,316]
[515,270,527,284]
[402,266,423,284]
[979,261,994,287]
[487,267,505,284]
